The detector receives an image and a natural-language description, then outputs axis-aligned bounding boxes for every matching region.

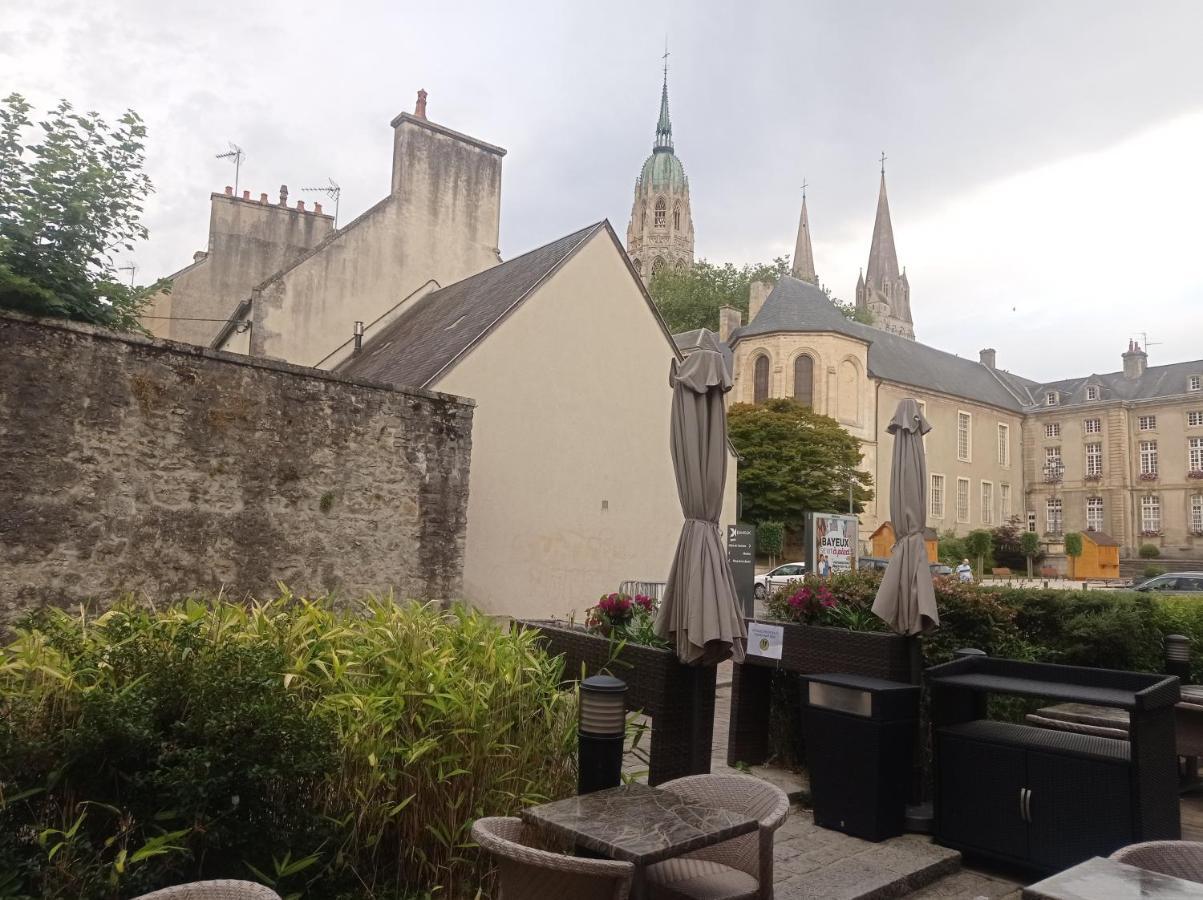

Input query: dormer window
[1086,386,1099,401]
[1046,391,1058,406]
[1191,375,1201,392]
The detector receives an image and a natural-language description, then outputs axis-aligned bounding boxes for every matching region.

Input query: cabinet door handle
[1024,789,1032,822]
[1019,787,1026,821]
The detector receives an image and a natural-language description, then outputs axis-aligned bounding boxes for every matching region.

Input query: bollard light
[1166,634,1192,683]
[578,674,627,795]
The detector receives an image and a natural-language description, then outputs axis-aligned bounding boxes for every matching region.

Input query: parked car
[753,562,807,600]
[930,563,954,577]
[858,556,890,571]
[1132,573,1203,594]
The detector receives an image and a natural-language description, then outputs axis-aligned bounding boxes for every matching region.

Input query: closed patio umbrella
[655,330,747,665]
[872,399,940,636]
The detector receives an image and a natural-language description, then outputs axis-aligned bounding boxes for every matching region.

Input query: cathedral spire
[791,182,817,284]
[864,167,900,290]
[655,44,673,152]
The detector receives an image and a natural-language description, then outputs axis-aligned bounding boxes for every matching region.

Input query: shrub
[0,596,577,899]
[938,530,967,567]
[1140,543,1162,559]
[1144,564,1165,579]
[757,521,784,564]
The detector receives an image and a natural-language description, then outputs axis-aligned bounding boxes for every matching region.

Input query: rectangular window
[1193,495,1203,533]
[1141,494,1161,533]
[1087,386,1099,401]
[930,474,945,519]
[956,477,970,523]
[1086,442,1103,476]
[981,481,994,525]
[1046,392,1058,406]
[1140,440,1158,475]
[1045,423,1061,438]
[1027,512,1037,533]
[997,423,1010,467]
[1139,415,1157,431]
[957,412,972,462]
[1087,497,1104,532]
[1045,445,1062,480]
[1190,411,1203,427]
[1190,437,1203,473]
[1191,375,1201,392]
[1000,482,1011,519]
[1046,497,1063,534]
[1084,418,1101,434]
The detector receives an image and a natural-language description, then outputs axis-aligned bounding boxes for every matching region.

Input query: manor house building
[711,174,1203,559]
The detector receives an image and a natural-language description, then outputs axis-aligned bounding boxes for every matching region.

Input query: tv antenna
[303,178,342,227]
[118,262,137,289]
[215,143,245,195]
[1136,332,1163,354]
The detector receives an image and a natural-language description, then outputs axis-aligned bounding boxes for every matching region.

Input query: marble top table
[1024,857,1203,899]
[521,783,757,897]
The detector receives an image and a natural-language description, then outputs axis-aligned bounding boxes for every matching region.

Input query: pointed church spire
[655,41,673,152]
[864,165,900,290]
[791,181,817,284]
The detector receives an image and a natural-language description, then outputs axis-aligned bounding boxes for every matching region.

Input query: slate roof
[339,222,605,388]
[1023,360,1203,410]
[730,276,1028,411]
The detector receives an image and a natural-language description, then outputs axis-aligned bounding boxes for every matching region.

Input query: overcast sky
[3,1,1202,380]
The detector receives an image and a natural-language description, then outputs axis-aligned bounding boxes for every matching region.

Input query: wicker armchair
[1110,840,1203,884]
[132,882,281,900]
[472,816,635,900]
[646,774,790,900]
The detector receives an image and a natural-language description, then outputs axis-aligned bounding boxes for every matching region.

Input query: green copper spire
[655,49,673,153]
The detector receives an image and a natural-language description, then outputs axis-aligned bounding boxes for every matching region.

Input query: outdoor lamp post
[578,674,627,795]
[1166,634,1192,683]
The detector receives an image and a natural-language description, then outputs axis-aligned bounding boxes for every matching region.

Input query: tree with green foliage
[727,398,873,533]
[965,529,994,579]
[0,93,165,331]
[757,521,784,567]
[830,296,876,326]
[1020,530,1042,578]
[648,257,790,333]
[1064,532,1083,579]
[990,516,1027,570]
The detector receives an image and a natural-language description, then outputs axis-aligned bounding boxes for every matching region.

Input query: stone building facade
[0,312,473,622]
[625,70,695,280]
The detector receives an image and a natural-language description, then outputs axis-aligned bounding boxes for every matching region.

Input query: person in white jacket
[956,558,973,583]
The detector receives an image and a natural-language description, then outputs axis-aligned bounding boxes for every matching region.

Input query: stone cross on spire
[791,180,817,285]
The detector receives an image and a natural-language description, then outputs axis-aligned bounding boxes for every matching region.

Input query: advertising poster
[808,512,858,575]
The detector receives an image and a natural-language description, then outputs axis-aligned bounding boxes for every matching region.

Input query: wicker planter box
[516,619,716,786]
[728,619,914,768]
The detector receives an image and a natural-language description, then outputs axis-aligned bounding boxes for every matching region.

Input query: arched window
[793,355,814,407]
[632,258,642,276]
[651,257,665,276]
[654,198,666,227]
[674,259,686,271]
[753,355,770,404]
[673,202,681,230]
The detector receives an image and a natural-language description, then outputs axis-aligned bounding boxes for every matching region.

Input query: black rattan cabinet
[930,656,1180,873]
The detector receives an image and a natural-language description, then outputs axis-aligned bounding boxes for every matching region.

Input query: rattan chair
[472,816,635,900]
[132,882,281,900]
[646,774,790,900]
[1110,840,1203,883]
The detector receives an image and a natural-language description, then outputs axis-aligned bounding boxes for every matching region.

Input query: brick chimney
[1123,340,1148,379]
[979,348,997,369]
[748,281,773,323]
[718,306,742,343]
[415,89,428,120]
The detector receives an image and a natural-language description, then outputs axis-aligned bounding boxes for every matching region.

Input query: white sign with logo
[746,622,784,660]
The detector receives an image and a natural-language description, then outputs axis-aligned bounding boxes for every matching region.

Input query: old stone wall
[0,313,473,624]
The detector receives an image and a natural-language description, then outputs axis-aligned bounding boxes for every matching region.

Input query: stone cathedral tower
[855,167,914,339]
[625,67,694,280]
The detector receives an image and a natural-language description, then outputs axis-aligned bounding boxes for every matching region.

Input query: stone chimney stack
[1123,340,1148,379]
[748,281,773,324]
[718,306,742,344]
[278,184,289,207]
[979,348,997,369]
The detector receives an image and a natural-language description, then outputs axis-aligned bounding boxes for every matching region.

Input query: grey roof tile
[1026,360,1203,409]
[339,222,604,388]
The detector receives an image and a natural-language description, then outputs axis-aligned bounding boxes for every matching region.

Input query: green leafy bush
[756,521,784,564]
[1144,564,1166,579]
[1140,543,1162,559]
[0,596,577,899]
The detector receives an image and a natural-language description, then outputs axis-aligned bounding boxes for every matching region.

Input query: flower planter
[515,619,715,786]
[727,619,913,768]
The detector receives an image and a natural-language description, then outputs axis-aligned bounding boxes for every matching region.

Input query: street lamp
[1042,458,1065,535]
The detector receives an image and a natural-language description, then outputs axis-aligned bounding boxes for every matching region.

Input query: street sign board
[727,524,756,618]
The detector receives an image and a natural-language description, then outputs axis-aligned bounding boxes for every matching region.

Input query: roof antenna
[118,262,137,289]
[1136,332,1162,354]
[215,143,245,195]
[303,178,342,227]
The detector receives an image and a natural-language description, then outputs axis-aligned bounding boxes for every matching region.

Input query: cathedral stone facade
[625,70,694,280]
